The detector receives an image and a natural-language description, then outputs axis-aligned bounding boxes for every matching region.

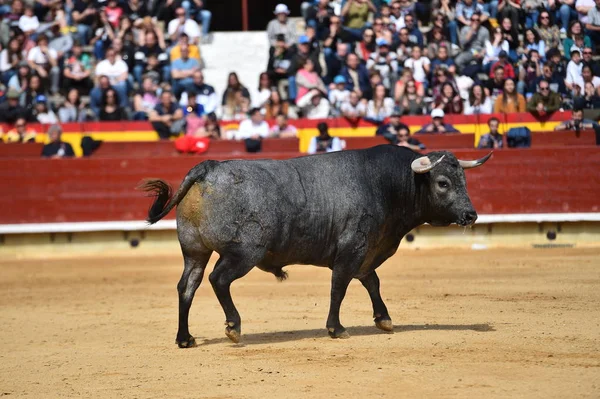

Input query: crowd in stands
[1,0,600,148]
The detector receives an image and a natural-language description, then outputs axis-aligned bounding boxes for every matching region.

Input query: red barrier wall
[2,146,600,224]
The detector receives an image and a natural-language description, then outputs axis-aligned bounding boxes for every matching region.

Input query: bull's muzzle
[460,211,478,226]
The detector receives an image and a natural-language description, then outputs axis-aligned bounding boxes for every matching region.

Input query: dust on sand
[1,248,599,398]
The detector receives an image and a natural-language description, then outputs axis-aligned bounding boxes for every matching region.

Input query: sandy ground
[1,248,599,398]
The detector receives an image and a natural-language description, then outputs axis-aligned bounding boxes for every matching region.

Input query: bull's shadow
[197,323,494,346]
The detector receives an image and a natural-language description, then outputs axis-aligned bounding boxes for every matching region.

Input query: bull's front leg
[326,264,355,339]
[359,271,393,332]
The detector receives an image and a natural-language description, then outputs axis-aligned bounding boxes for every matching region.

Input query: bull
[140,146,491,347]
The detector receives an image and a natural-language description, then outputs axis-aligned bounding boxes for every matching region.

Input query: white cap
[431,108,445,119]
[274,4,290,14]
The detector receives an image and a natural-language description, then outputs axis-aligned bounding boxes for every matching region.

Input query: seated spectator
[324,42,350,84]
[0,88,27,123]
[477,117,504,149]
[523,28,546,59]
[396,79,425,115]
[95,47,130,108]
[554,107,598,130]
[237,107,270,141]
[483,27,510,73]
[455,13,489,73]
[494,79,527,113]
[135,30,169,84]
[341,0,376,41]
[366,38,397,91]
[328,75,351,116]
[1,39,23,84]
[523,0,544,29]
[133,77,160,120]
[171,44,201,98]
[139,54,163,85]
[565,49,584,91]
[416,109,460,134]
[499,17,519,62]
[90,9,115,61]
[305,0,334,39]
[254,72,273,109]
[182,91,206,136]
[536,63,567,94]
[340,90,367,122]
[582,48,600,76]
[404,46,430,93]
[63,41,93,95]
[264,89,289,120]
[356,28,376,62]
[168,7,201,45]
[574,65,600,91]
[430,46,457,81]
[90,75,111,118]
[105,0,124,28]
[426,26,452,61]
[527,79,563,116]
[267,34,293,99]
[537,10,561,50]
[296,58,327,104]
[34,95,58,124]
[455,0,489,32]
[179,71,218,115]
[71,0,97,45]
[27,34,59,94]
[41,125,74,158]
[3,117,36,142]
[434,82,464,115]
[150,90,185,139]
[170,33,202,65]
[564,21,591,60]
[574,81,600,108]
[376,110,409,136]
[296,89,331,119]
[21,74,46,120]
[340,53,371,99]
[464,83,493,115]
[307,121,342,154]
[221,72,251,109]
[384,125,425,151]
[518,50,543,95]
[270,113,298,138]
[267,4,297,48]
[204,112,222,139]
[366,84,394,124]
[180,0,212,41]
[489,51,515,80]
[18,5,39,36]
[222,89,250,120]
[99,88,127,121]
[59,88,89,123]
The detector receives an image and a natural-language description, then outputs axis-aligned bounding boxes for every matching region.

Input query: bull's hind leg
[209,255,258,343]
[176,251,212,348]
[359,271,393,332]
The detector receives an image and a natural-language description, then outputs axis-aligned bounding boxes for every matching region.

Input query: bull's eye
[438,181,449,189]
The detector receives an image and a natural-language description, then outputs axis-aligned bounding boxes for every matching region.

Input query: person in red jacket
[489,51,515,79]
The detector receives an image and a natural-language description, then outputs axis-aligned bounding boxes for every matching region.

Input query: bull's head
[411,151,492,227]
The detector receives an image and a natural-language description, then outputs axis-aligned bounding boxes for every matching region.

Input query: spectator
[178,71,218,114]
[465,83,493,115]
[91,9,116,61]
[523,0,544,29]
[549,0,578,33]
[356,28,376,62]
[384,125,425,151]
[477,117,504,149]
[58,88,89,123]
[90,75,112,117]
[296,58,327,104]
[150,90,185,139]
[133,77,160,120]
[404,46,430,93]
[341,0,377,41]
[499,17,519,62]
[270,113,298,138]
[254,72,273,109]
[432,2,458,39]
[135,31,169,84]
[583,0,600,42]
[564,21,591,59]
[483,26,510,74]
[498,0,522,33]
[267,34,293,99]
[222,89,250,120]
[222,72,251,108]
[170,33,202,65]
[554,107,598,129]
[527,79,563,116]
[296,89,331,119]
[430,45,457,77]
[455,13,490,72]
[171,44,201,98]
[574,81,600,108]
[574,65,600,90]
[486,65,507,99]
[204,112,221,139]
[264,89,289,119]
[396,79,425,115]
[41,124,74,158]
[237,107,269,140]
[340,90,367,122]
[523,28,546,60]
[182,91,206,136]
[565,49,583,91]
[0,38,24,84]
[536,63,567,94]
[403,13,423,47]
[123,0,148,22]
[99,88,127,121]
[307,121,342,153]
[94,47,130,108]
[582,47,600,76]
[324,42,349,84]
[366,84,394,123]
[416,109,460,134]
[21,74,45,120]
[322,14,354,52]
[366,38,398,90]
[518,50,544,94]
[494,78,527,113]
[180,0,212,41]
[18,6,39,37]
[104,0,124,28]
[305,0,335,40]
[376,110,409,136]
[288,35,321,101]
[455,0,489,30]
[328,75,351,116]
[267,4,297,48]
[488,51,516,80]
[434,82,464,115]
[168,7,201,45]
[427,26,452,59]
[0,89,26,124]
[71,0,97,45]
[340,53,371,99]
[63,41,93,95]
[27,34,59,94]
[3,117,36,142]
[34,95,58,124]
[537,11,562,51]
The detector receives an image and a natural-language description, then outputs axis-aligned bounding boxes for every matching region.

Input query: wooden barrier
[0,143,44,158]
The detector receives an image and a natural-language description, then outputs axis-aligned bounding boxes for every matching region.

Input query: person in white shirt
[403,46,430,90]
[94,47,130,107]
[19,5,39,35]
[168,7,201,45]
[565,49,584,91]
[296,89,331,119]
[340,90,367,119]
[573,64,600,90]
[27,34,60,94]
[328,75,351,116]
[366,84,394,123]
[307,122,342,154]
[236,108,270,140]
[34,95,58,124]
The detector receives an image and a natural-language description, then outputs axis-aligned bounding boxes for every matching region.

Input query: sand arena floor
[1,248,599,398]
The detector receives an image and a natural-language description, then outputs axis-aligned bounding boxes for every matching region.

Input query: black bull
[140,146,491,347]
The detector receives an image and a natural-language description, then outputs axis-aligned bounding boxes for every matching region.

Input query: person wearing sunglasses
[526,79,562,117]
[581,47,600,76]
[455,13,490,72]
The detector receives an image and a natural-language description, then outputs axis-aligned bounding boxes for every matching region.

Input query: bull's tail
[138,161,217,224]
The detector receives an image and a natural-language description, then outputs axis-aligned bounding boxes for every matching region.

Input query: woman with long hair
[494,78,526,113]
[264,89,289,120]
[536,11,561,52]
[523,28,546,59]
[434,82,463,115]
[0,38,23,84]
[563,21,591,60]
[464,83,493,115]
[221,72,251,106]
[222,89,250,120]
[21,74,45,111]
[500,17,519,62]
[254,72,272,109]
[59,88,89,122]
[483,26,510,73]
[99,88,127,120]
[430,67,458,99]
[7,63,30,93]
[366,84,394,123]
[356,28,376,63]
[396,79,424,115]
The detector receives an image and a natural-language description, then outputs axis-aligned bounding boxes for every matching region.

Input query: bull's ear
[411,155,445,174]
[459,152,493,169]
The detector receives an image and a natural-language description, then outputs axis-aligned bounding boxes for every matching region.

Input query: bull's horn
[411,155,445,174]
[458,152,493,169]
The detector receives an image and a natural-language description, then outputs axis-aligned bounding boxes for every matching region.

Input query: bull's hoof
[225,326,241,343]
[375,319,394,332]
[176,335,197,348]
[328,327,350,339]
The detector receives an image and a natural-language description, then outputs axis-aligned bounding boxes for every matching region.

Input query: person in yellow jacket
[3,118,37,143]
[170,33,204,69]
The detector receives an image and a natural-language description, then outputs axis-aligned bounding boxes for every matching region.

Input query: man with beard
[582,47,600,76]
[486,65,506,99]
[376,110,409,136]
